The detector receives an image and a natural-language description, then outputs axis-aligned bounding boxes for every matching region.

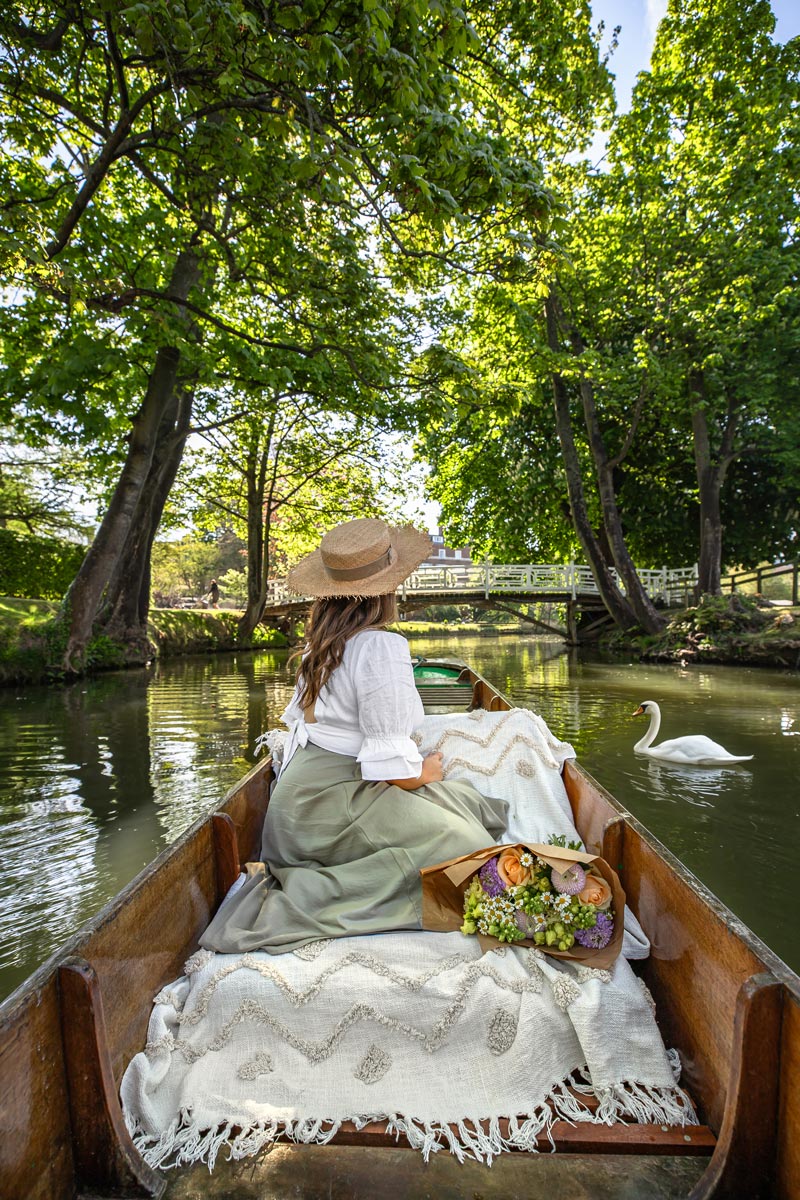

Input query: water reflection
[1,635,799,1001]
[638,758,752,808]
[780,708,800,736]
[0,651,297,1000]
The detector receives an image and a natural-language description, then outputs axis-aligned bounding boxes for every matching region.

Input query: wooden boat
[1,658,798,1199]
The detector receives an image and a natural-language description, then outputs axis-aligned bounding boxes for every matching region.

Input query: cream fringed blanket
[121,710,694,1169]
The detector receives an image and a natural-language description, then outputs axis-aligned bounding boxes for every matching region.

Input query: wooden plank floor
[157,1143,711,1200]
[415,683,475,709]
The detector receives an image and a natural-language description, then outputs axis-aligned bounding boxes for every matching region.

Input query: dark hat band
[324,547,393,582]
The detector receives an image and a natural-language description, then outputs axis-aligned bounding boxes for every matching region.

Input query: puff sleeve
[351,632,425,780]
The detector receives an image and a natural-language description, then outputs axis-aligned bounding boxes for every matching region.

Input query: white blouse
[279,630,425,781]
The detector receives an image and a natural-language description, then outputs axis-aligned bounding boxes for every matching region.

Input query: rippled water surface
[1,637,798,1000]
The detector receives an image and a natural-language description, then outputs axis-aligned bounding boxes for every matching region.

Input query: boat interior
[0,659,797,1199]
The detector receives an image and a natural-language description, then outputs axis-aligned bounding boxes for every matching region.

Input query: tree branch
[0,74,107,137]
[45,81,172,258]
[104,16,130,113]
[608,375,649,470]
[8,13,75,52]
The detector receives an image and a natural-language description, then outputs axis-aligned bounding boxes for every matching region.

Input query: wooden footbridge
[263,562,699,641]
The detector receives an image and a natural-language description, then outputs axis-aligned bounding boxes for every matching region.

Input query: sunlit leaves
[413,0,799,574]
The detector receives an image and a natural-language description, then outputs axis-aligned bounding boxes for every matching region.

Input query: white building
[421,529,472,568]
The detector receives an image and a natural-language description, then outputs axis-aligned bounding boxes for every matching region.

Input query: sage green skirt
[199,741,508,955]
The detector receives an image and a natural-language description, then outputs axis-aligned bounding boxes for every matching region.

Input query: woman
[200,517,507,955]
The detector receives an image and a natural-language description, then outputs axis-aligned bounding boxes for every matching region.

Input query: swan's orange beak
[632,705,645,717]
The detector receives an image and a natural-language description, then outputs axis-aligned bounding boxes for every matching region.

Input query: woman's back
[282,629,425,779]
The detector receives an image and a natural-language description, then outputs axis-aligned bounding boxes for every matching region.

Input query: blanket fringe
[127,1075,696,1171]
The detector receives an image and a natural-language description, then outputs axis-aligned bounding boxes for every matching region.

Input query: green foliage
[84,633,128,671]
[415,0,800,578]
[392,619,527,636]
[0,529,86,599]
[216,568,248,606]
[0,0,547,461]
[151,534,244,601]
[593,0,800,569]
[0,596,289,683]
[602,592,800,668]
[182,405,410,574]
[548,834,584,852]
[0,0,561,659]
[668,594,769,638]
[0,429,96,537]
[148,609,287,655]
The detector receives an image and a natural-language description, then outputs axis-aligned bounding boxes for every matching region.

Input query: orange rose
[496,847,533,888]
[577,870,613,911]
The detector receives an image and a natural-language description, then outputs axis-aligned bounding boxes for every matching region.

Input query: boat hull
[0,661,796,1199]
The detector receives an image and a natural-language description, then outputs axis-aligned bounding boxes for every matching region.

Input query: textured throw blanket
[121,709,694,1169]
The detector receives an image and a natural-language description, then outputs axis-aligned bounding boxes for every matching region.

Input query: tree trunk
[237,413,276,640]
[576,373,665,633]
[691,374,738,596]
[696,469,723,596]
[545,296,638,631]
[59,248,201,670]
[101,383,195,647]
[551,295,664,633]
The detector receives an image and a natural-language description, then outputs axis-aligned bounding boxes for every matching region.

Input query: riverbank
[600,594,800,670]
[392,620,536,637]
[0,597,289,685]
[0,600,544,685]
[5,592,793,684]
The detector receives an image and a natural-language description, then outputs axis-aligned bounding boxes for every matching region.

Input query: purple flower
[575,912,614,949]
[550,864,586,895]
[479,856,505,897]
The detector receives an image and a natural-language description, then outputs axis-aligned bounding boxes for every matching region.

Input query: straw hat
[287,518,431,598]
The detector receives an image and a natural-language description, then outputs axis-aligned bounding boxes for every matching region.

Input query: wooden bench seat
[330,1116,716,1154]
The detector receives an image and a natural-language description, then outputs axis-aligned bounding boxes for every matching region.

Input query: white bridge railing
[266,563,698,607]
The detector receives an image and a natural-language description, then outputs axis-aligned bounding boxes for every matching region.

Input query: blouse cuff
[357,736,424,782]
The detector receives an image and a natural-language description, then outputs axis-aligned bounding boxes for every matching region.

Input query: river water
[1,636,797,1002]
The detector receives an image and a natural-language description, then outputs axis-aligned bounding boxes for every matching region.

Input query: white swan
[632,701,753,766]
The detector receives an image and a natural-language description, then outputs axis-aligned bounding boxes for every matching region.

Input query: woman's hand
[419,752,444,785]
[386,753,444,791]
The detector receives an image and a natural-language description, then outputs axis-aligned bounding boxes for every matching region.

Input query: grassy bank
[601,594,800,670]
[391,620,539,637]
[0,597,289,685]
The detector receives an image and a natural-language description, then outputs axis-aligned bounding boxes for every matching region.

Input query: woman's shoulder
[345,628,411,659]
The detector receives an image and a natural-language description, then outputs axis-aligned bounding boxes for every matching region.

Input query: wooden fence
[721,561,799,604]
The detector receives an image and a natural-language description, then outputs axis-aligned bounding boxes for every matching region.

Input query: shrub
[671,593,768,638]
[0,529,86,600]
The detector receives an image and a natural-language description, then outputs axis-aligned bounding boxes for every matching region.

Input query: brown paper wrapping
[420,842,626,970]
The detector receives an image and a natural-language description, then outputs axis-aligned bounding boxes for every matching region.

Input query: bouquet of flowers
[421,838,625,969]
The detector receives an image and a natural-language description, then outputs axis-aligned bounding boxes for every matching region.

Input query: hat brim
[286,525,432,598]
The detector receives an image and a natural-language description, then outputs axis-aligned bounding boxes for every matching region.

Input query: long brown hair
[292,593,399,707]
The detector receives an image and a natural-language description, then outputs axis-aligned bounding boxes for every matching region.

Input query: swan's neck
[635,705,661,751]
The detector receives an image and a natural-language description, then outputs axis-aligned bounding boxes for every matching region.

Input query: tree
[408,1,659,630]
[150,537,228,601]
[415,0,800,622]
[0,430,94,537]
[604,0,800,592]
[1,0,546,668]
[181,394,414,636]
